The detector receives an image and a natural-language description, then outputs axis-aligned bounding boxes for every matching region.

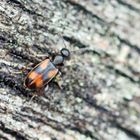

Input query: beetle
[24,48,70,96]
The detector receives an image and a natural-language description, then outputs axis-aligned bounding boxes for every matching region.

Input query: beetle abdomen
[24,59,58,89]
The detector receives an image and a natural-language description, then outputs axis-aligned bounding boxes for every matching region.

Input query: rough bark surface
[0,0,140,140]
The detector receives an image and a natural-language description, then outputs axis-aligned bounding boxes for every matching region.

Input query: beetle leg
[10,63,34,74]
[53,73,63,89]
[23,92,37,105]
[44,85,49,92]
[10,67,27,74]
[28,93,38,104]
[28,87,46,103]
[37,87,46,96]
[44,85,50,97]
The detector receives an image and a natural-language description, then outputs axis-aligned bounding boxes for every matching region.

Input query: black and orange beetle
[24,48,70,95]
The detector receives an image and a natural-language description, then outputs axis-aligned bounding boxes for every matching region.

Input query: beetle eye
[61,48,70,58]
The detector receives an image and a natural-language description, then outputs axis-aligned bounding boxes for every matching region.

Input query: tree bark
[0,0,140,140]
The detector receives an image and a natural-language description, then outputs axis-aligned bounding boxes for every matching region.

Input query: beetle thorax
[53,55,64,65]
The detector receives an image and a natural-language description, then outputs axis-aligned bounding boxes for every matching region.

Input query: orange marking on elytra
[48,69,58,79]
[35,75,43,88]
[29,71,39,80]
[40,59,49,70]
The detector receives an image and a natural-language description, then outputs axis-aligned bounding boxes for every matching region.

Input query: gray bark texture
[0,0,140,140]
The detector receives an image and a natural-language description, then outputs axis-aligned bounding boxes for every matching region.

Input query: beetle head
[60,48,70,59]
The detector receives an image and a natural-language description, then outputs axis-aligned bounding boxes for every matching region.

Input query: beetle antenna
[54,32,68,49]
[59,33,68,49]
[70,40,105,55]
[62,36,67,49]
